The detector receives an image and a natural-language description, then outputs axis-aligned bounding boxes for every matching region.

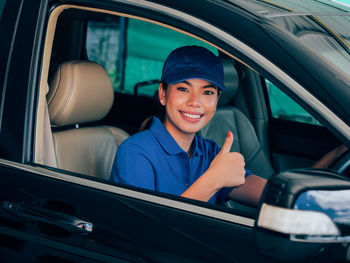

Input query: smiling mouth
[180,111,203,120]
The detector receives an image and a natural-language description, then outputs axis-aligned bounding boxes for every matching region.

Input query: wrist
[202,169,222,193]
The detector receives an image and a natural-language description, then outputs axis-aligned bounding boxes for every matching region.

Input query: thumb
[220,131,234,153]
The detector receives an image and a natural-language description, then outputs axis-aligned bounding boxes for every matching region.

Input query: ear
[158,83,166,106]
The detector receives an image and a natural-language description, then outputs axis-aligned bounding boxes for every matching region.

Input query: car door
[265,79,343,172]
[0,1,275,262]
[1,0,349,262]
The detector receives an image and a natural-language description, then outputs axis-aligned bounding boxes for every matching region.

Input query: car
[1,0,350,262]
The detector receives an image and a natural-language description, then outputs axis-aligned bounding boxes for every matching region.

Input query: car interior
[34,6,344,216]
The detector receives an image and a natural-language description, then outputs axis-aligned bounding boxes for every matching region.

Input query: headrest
[218,58,239,106]
[47,61,114,127]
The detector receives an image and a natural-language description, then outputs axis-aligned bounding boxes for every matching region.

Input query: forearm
[180,170,221,202]
[228,175,267,207]
[312,145,348,168]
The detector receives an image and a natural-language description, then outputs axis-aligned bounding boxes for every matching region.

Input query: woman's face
[159,78,219,138]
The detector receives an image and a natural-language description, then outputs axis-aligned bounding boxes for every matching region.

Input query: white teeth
[182,112,201,119]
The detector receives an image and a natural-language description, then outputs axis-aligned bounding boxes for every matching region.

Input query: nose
[187,92,201,107]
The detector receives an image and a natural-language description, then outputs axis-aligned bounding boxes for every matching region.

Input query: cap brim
[164,69,226,91]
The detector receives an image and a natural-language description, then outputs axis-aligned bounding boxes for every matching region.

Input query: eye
[177,87,188,92]
[203,89,216,95]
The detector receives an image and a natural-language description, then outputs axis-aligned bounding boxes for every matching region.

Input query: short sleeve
[110,142,156,191]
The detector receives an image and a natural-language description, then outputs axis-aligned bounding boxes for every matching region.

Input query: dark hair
[160,81,168,92]
[138,82,167,131]
[156,81,167,122]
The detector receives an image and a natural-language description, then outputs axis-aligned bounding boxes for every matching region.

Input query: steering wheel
[329,150,350,175]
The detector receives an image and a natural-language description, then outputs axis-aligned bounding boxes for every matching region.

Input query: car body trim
[0,159,255,227]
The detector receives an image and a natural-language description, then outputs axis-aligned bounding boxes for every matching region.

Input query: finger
[220,131,234,154]
[239,154,245,162]
[231,152,245,165]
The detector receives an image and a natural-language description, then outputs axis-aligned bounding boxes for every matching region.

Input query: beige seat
[47,60,129,179]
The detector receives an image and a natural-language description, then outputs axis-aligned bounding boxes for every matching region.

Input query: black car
[1,0,350,262]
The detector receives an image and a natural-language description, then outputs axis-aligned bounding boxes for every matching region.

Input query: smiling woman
[110,46,266,206]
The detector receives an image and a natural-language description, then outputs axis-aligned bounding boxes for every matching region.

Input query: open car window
[38,6,241,212]
[35,4,346,217]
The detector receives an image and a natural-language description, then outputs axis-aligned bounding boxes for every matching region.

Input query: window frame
[37,3,261,223]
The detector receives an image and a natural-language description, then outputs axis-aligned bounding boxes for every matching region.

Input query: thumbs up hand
[207,131,246,189]
[220,130,235,154]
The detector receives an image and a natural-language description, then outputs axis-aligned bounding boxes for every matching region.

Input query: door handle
[2,201,93,234]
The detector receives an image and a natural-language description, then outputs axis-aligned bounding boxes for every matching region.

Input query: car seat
[47,60,129,179]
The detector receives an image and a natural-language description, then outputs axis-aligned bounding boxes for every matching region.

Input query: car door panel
[0,161,275,263]
[270,118,342,171]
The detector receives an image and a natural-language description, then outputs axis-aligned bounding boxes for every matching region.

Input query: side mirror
[255,169,350,262]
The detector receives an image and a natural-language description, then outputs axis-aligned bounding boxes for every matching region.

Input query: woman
[110,45,266,206]
[110,45,347,206]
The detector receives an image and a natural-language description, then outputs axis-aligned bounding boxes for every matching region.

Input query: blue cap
[161,46,226,91]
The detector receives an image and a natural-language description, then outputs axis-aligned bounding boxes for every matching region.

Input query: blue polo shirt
[110,117,253,204]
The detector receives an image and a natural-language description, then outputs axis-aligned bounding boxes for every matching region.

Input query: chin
[181,123,206,134]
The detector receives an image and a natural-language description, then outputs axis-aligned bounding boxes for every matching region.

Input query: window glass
[236,0,350,81]
[265,79,322,125]
[86,17,217,96]
[123,18,217,97]
[282,15,350,81]
[86,15,125,90]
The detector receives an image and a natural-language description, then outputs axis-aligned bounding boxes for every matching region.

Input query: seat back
[47,61,128,179]
[198,59,274,179]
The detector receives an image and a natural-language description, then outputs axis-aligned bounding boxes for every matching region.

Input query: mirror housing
[255,169,350,262]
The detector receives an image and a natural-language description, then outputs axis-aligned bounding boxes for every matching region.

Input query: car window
[123,19,217,97]
[86,16,217,97]
[42,7,265,219]
[45,9,222,185]
[86,15,125,91]
[265,79,322,126]
[42,4,342,219]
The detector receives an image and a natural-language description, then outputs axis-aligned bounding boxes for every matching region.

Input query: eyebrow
[181,80,218,89]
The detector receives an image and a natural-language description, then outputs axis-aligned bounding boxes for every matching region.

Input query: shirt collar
[150,117,202,157]
[191,135,202,157]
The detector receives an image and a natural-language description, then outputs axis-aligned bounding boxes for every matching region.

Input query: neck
[163,121,195,154]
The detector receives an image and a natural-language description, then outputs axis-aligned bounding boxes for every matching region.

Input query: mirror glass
[294,189,350,240]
